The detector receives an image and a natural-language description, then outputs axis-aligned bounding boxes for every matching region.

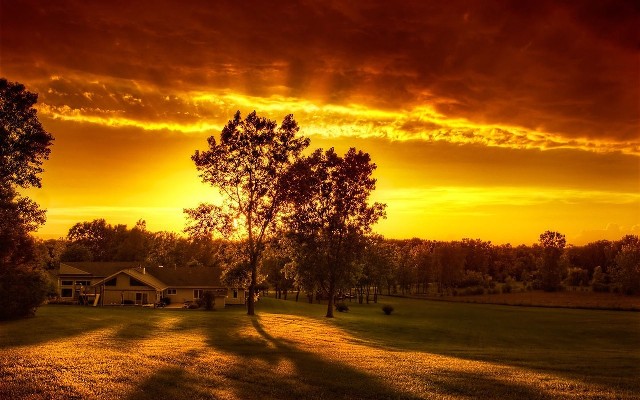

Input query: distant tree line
[37,222,640,300]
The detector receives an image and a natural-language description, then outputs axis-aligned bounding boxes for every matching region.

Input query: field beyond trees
[1,297,638,399]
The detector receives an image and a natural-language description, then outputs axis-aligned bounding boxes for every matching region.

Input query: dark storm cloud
[1,0,638,144]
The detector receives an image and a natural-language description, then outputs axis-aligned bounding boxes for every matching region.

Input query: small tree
[590,266,609,292]
[538,231,566,291]
[185,111,309,315]
[611,236,640,295]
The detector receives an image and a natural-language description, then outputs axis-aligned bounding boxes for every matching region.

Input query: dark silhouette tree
[539,230,566,291]
[185,111,309,315]
[611,235,640,295]
[286,148,386,318]
[0,78,54,319]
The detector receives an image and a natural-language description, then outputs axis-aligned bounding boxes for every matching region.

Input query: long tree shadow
[125,365,218,400]
[202,316,422,399]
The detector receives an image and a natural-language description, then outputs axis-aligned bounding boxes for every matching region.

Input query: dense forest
[38,218,640,299]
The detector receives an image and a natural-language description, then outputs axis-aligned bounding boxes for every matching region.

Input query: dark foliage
[0,78,53,319]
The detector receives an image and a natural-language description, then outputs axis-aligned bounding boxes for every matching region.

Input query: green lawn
[0,296,638,399]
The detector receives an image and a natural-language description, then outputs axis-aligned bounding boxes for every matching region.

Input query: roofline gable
[92,269,168,290]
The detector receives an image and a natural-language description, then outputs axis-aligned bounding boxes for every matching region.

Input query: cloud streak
[33,77,639,154]
[2,0,638,149]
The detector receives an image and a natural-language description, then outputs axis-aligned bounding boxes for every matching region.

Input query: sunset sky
[1,0,638,245]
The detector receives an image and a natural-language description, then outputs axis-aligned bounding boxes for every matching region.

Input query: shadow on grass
[0,305,122,349]
[201,317,421,399]
[124,365,217,400]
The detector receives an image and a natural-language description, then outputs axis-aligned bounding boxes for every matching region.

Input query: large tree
[185,111,309,315]
[286,148,386,317]
[0,78,54,319]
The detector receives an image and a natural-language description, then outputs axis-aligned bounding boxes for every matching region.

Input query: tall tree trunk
[326,277,336,318]
[247,258,257,315]
[295,287,300,302]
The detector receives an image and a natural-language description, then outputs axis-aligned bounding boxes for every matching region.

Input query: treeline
[39,220,640,298]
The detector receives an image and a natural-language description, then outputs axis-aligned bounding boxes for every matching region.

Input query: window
[194,289,203,299]
[61,288,73,298]
[61,280,73,286]
[105,278,117,286]
[76,280,91,286]
[167,289,176,295]
[129,277,145,286]
[233,289,238,299]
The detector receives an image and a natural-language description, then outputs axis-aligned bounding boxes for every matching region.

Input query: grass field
[0,296,638,399]
[413,290,640,310]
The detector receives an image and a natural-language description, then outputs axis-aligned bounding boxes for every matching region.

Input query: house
[56,262,245,309]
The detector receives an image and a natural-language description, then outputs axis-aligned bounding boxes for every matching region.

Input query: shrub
[188,302,200,309]
[335,302,349,312]
[462,287,484,296]
[487,288,500,295]
[502,283,512,293]
[0,268,49,320]
[202,291,215,311]
[160,297,171,305]
[592,282,610,293]
[382,305,394,315]
[459,270,484,287]
[47,299,74,305]
[122,299,135,305]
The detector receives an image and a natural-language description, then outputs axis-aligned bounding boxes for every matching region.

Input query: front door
[135,292,148,305]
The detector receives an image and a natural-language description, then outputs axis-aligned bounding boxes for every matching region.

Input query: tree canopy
[286,147,386,317]
[185,110,309,315]
[0,78,54,320]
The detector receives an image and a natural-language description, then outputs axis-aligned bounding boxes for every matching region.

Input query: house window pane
[76,280,91,286]
[194,289,203,299]
[61,288,73,297]
[167,289,176,295]
[105,278,117,286]
[233,289,238,298]
[61,280,73,286]
[130,277,145,286]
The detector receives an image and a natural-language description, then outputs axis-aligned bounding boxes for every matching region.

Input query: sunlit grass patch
[0,299,638,399]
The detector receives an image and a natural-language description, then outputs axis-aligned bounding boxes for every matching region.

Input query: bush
[335,302,349,312]
[47,299,74,305]
[202,291,214,311]
[122,299,135,305]
[502,283,512,293]
[0,268,49,320]
[592,282,610,293]
[382,305,394,315]
[459,270,484,287]
[188,302,200,309]
[462,287,484,296]
[160,297,171,305]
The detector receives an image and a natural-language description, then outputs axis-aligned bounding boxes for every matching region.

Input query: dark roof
[60,262,142,277]
[144,266,222,287]
[60,262,224,288]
